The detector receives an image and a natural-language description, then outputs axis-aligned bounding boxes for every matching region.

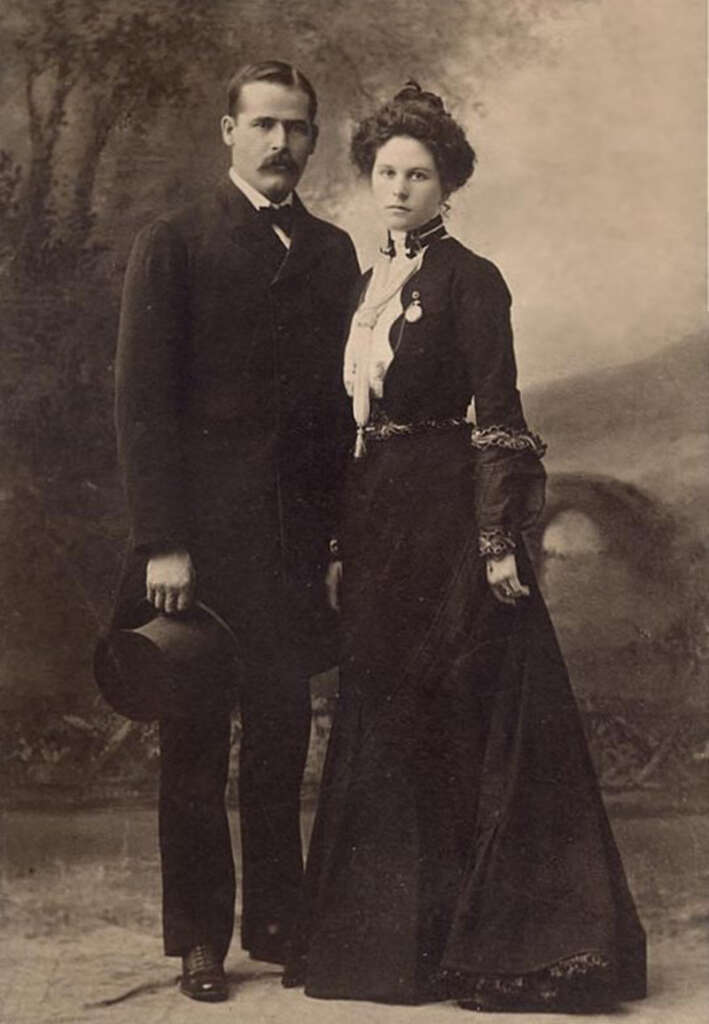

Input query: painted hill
[1,334,707,801]
[524,332,709,534]
[520,333,708,714]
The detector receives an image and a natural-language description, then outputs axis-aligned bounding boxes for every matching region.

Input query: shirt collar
[228,167,293,210]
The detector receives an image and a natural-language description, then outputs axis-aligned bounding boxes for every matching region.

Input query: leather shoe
[180,944,227,1002]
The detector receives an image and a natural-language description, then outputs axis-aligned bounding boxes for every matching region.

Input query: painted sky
[341,0,707,387]
[1,0,703,389]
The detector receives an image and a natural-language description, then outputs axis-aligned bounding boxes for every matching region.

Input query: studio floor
[1,806,707,1024]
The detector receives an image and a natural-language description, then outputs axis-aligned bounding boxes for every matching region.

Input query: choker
[380,214,448,259]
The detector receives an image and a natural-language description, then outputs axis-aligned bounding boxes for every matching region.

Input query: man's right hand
[146,549,196,614]
[325,559,343,613]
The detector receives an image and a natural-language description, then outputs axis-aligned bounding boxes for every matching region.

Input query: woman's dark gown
[288,229,646,1011]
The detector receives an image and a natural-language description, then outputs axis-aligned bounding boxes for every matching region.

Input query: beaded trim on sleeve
[479,527,516,559]
[470,425,547,458]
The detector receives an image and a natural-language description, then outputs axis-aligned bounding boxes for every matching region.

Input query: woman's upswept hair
[351,81,476,197]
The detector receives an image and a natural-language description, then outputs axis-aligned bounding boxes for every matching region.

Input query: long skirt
[289,428,646,1011]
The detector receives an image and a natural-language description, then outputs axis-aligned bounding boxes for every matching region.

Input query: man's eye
[253,119,273,129]
[289,122,309,135]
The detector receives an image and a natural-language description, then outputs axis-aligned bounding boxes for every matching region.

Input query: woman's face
[370,135,443,233]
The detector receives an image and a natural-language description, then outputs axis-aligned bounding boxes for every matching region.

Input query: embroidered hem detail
[470,424,547,458]
[453,952,615,1013]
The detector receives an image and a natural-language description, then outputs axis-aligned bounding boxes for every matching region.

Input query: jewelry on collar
[379,214,448,259]
[405,214,448,256]
[379,233,396,258]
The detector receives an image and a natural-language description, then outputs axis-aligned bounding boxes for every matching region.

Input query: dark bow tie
[260,204,294,237]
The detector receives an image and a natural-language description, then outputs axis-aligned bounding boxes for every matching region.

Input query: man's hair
[227,61,318,122]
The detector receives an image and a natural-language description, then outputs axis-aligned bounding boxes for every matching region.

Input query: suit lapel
[216,180,288,275]
[217,182,340,286]
[273,195,338,284]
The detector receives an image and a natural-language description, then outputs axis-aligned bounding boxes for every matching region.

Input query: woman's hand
[146,548,196,613]
[486,552,530,606]
[325,559,343,612]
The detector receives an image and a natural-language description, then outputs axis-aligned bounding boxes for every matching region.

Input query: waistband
[363,415,469,442]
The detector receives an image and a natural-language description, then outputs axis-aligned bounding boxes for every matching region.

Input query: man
[112,61,359,1002]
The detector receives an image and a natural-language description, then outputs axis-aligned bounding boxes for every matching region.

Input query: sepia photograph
[0,1,707,1021]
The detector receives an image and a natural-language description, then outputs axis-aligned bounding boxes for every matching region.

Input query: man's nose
[269,123,288,149]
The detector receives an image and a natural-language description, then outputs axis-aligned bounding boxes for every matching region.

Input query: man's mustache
[260,153,298,172]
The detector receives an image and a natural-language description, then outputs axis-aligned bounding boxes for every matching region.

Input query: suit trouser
[158,663,312,960]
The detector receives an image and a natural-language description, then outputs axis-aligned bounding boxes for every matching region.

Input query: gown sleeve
[452,254,546,559]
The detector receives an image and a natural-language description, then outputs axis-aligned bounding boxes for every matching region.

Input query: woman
[286,83,646,1013]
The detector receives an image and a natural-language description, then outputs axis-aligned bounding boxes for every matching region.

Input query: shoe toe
[180,944,228,1002]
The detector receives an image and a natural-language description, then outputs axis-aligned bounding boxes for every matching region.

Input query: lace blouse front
[344,222,546,558]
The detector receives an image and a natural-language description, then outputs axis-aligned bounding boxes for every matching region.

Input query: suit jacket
[113,181,359,651]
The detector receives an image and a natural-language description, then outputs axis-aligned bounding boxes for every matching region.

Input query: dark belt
[363,415,469,442]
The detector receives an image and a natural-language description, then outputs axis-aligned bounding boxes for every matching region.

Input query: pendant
[354,426,367,459]
[404,290,423,323]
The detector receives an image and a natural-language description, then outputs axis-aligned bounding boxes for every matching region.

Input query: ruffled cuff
[327,537,341,562]
[472,423,547,544]
[470,424,547,458]
[478,527,516,559]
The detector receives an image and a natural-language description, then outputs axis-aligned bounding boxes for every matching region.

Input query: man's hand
[486,552,530,606]
[146,549,196,614]
[325,560,343,613]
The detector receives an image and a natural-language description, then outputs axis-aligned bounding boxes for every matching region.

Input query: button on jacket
[109,178,359,965]
[113,179,360,654]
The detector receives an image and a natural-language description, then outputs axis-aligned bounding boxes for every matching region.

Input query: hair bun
[350,82,476,196]
[393,80,446,113]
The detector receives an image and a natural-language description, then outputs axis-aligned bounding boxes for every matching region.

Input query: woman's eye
[411,171,428,181]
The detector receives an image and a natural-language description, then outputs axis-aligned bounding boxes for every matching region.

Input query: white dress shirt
[228,167,293,249]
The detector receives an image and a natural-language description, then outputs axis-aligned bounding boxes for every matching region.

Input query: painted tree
[5,0,221,273]
[2,0,592,273]
[0,0,596,480]
[0,0,604,741]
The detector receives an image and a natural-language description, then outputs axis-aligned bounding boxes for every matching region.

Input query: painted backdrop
[0,0,706,805]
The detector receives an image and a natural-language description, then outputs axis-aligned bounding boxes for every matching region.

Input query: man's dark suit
[112,179,359,961]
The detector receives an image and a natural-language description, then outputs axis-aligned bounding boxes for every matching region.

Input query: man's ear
[309,123,319,154]
[220,115,236,147]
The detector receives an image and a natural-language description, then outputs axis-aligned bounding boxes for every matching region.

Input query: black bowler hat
[94,601,242,722]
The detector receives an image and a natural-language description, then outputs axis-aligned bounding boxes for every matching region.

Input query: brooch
[404,290,423,323]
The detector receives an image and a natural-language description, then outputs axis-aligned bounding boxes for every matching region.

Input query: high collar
[380,213,448,259]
